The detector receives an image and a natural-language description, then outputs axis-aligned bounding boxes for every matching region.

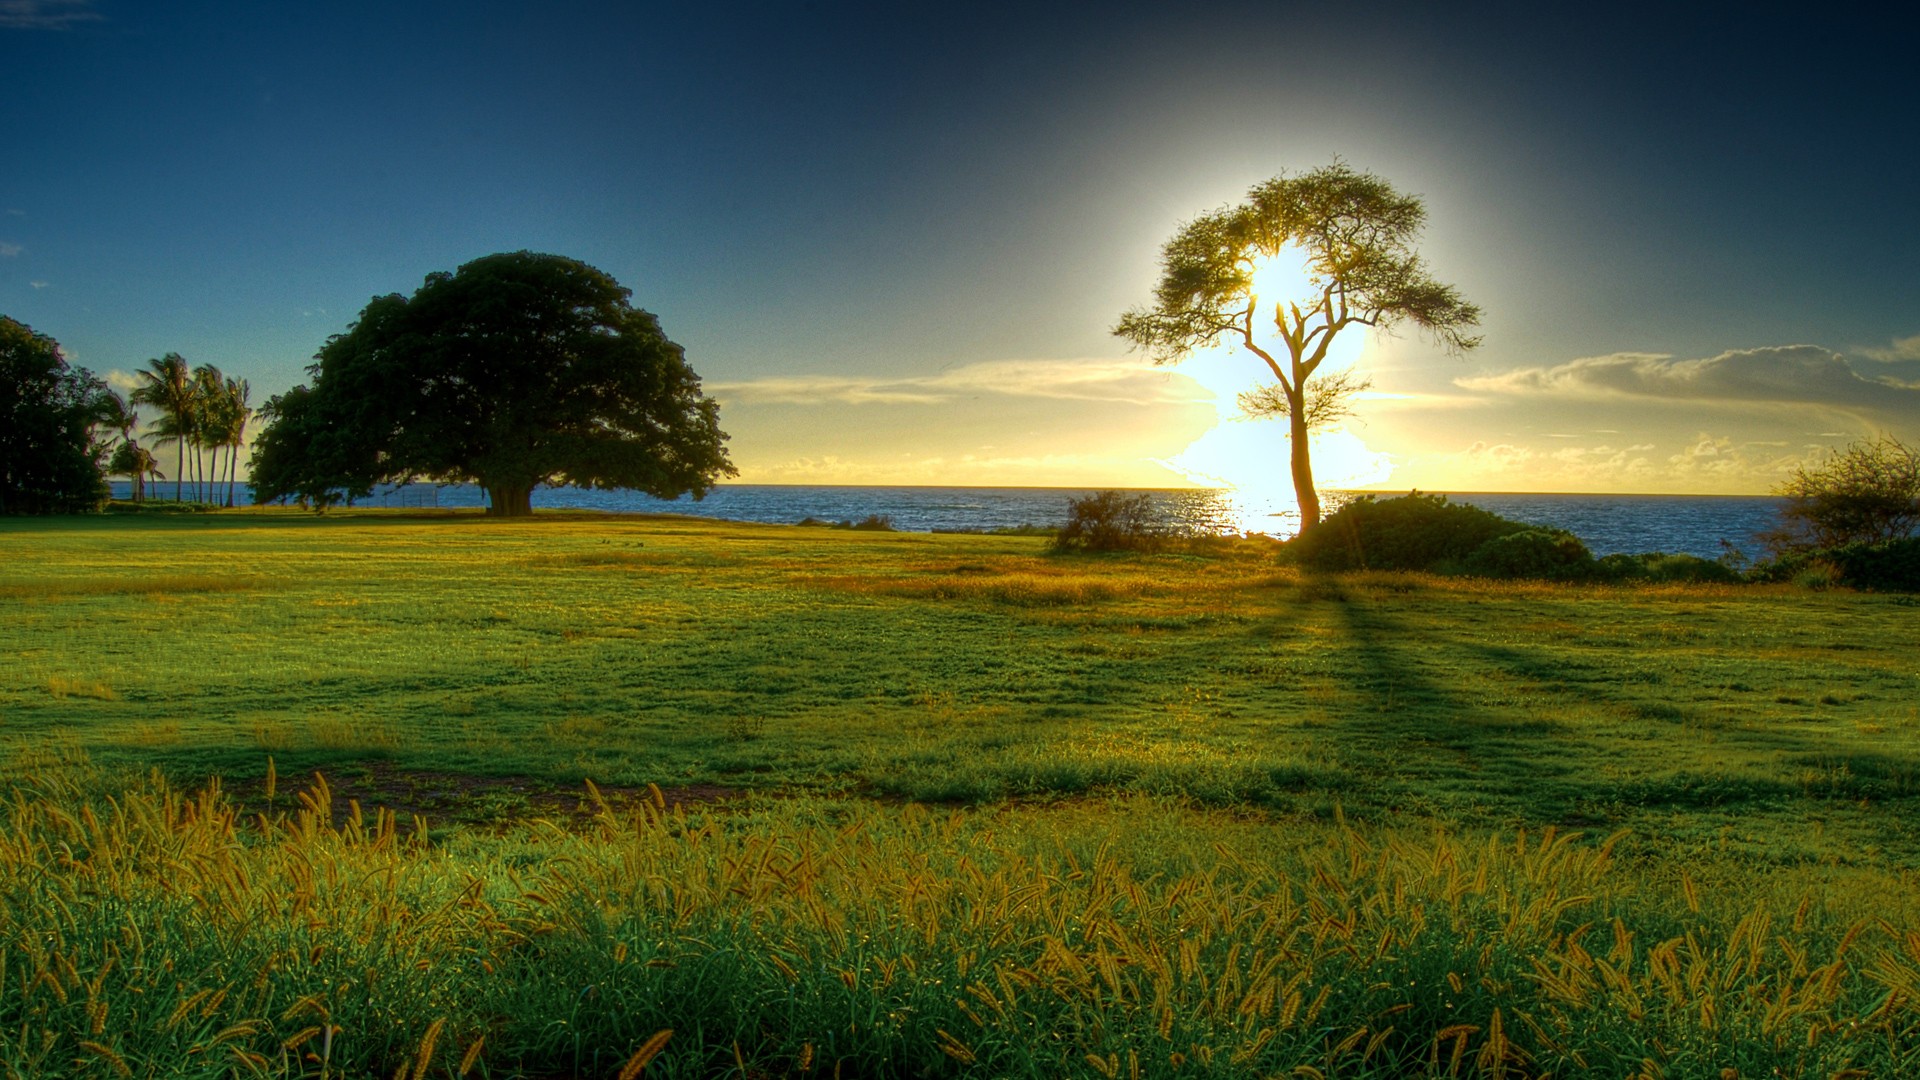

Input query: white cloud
[1455,345,1918,411]
[738,450,1179,487]
[708,357,1208,408]
[104,370,142,394]
[0,0,101,28]
[1397,432,1817,493]
[29,281,49,289]
[0,242,21,257]
[1862,334,1920,363]
[1451,343,1920,407]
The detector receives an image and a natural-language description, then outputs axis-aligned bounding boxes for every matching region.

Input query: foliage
[3,767,1920,1079]
[249,251,735,516]
[129,352,198,503]
[1594,550,1743,584]
[125,354,254,505]
[1236,367,1373,431]
[1114,163,1480,531]
[1051,489,1164,552]
[1755,537,1920,592]
[1457,526,1597,581]
[1767,437,1920,551]
[0,315,111,514]
[1283,493,1527,572]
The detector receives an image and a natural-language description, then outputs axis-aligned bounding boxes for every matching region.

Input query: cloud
[104,370,142,394]
[737,450,1176,487]
[1862,334,1920,363]
[0,242,20,257]
[1402,433,1812,493]
[1456,345,1920,412]
[0,0,100,28]
[708,357,1208,408]
[30,281,49,289]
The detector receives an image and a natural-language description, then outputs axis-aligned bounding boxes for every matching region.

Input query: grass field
[5,509,1920,1076]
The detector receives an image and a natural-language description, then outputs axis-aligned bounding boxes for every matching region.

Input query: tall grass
[4,767,1918,1078]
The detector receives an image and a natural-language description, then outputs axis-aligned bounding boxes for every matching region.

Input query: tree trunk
[486,483,534,517]
[1289,406,1320,534]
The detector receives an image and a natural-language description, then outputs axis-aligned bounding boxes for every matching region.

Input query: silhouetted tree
[1766,437,1920,551]
[251,251,734,515]
[0,315,111,513]
[1115,162,1480,532]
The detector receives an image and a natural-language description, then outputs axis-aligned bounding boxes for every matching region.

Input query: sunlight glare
[1158,245,1386,534]
[1247,245,1319,321]
[1167,420,1394,535]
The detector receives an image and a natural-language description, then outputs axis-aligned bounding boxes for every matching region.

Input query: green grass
[5,509,1920,1076]
[5,510,1919,862]
[4,768,1920,1079]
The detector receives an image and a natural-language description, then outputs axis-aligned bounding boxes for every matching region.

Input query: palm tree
[191,363,226,503]
[221,376,252,507]
[107,441,163,502]
[130,353,195,502]
[94,390,142,501]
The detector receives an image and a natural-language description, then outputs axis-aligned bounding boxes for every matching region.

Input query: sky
[4,1,1917,497]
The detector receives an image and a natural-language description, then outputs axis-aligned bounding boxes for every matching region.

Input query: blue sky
[4,2,1916,494]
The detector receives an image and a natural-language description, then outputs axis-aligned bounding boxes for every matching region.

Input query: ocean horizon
[111,481,1786,560]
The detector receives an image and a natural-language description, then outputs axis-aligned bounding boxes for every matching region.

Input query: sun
[1246,245,1320,323]
[1158,247,1389,532]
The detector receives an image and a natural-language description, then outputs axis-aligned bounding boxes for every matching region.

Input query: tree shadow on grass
[1291,576,1581,823]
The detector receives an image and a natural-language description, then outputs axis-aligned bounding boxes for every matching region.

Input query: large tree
[1114,162,1481,532]
[251,251,735,515]
[0,315,111,514]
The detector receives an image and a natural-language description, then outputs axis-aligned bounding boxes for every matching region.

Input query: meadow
[4,510,1920,1077]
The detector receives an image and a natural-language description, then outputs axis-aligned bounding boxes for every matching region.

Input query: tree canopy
[0,315,111,514]
[250,252,735,516]
[1114,162,1480,532]
[1767,437,1920,551]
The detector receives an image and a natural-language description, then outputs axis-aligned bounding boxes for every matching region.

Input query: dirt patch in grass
[237,760,742,827]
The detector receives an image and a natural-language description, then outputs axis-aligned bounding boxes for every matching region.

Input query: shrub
[1755,537,1920,592]
[849,514,895,531]
[1285,493,1529,572]
[1595,551,1743,585]
[1766,437,1920,552]
[1052,490,1163,553]
[1458,528,1597,580]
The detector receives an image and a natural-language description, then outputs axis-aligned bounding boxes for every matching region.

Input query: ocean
[118,481,1786,560]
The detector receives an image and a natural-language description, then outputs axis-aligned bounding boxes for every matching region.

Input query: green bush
[1458,527,1597,580]
[1052,490,1164,553]
[1756,537,1920,592]
[1595,551,1743,584]
[1285,493,1529,572]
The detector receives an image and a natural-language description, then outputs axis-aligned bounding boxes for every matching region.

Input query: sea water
[120,481,1783,560]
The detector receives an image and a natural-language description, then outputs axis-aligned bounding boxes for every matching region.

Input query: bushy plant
[1755,537,1920,592]
[1766,437,1920,551]
[1052,490,1163,553]
[1595,551,1743,584]
[1284,493,1528,572]
[1458,527,1597,580]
